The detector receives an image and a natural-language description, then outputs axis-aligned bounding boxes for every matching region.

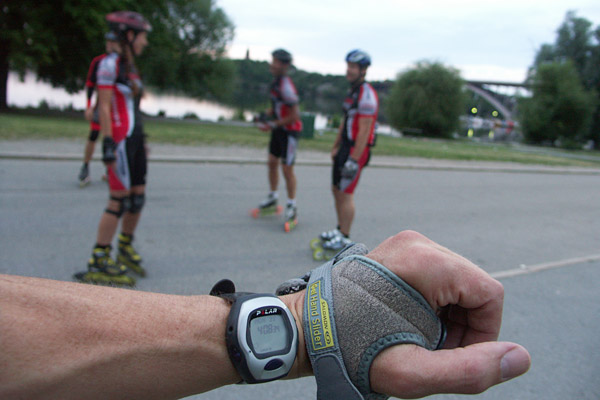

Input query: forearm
[350,117,373,160]
[0,275,239,400]
[274,105,300,128]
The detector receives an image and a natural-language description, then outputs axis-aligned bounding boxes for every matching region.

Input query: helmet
[106,11,152,37]
[272,48,292,64]
[345,49,371,68]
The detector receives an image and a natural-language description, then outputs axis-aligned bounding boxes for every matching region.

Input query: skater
[78,32,119,187]
[255,49,302,230]
[314,50,378,258]
[1,231,531,399]
[74,11,152,286]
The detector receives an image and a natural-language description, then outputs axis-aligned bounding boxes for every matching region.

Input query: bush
[386,61,466,138]
[519,61,596,147]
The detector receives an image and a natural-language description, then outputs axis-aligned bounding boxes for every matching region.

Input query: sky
[216,0,600,83]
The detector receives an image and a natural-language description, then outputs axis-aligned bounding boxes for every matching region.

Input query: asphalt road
[1,158,599,400]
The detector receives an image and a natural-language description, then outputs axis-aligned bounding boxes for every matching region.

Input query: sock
[270,191,279,199]
[287,199,296,207]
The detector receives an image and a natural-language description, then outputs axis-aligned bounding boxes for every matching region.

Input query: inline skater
[78,32,119,187]
[74,11,152,285]
[255,49,302,230]
[315,49,378,257]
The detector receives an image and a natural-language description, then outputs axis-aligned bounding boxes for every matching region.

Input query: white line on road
[491,254,600,279]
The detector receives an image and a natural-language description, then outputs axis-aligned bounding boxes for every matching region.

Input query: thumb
[370,342,531,398]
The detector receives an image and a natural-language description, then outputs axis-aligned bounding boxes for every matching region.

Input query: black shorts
[126,133,147,187]
[332,143,370,194]
[269,127,299,166]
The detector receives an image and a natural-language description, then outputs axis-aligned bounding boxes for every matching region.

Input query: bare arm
[97,88,112,139]
[349,116,374,161]
[0,231,530,399]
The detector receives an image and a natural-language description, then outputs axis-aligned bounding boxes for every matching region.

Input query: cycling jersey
[270,75,302,133]
[85,53,108,131]
[341,82,378,145]
[96,53,143,143]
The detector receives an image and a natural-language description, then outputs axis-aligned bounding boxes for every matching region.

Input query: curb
[1,152,599,176]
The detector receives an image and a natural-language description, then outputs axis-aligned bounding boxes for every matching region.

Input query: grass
[2,111,600,168]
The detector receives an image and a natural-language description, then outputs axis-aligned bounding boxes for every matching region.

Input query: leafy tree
[0,0,234,109]
[386,61,465,138]
[519,61,595,146]
[530,11,600,147]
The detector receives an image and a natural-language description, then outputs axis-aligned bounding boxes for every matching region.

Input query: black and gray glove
[102,136,117,164]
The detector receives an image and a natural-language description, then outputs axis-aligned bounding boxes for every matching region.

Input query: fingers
[368,230,504,344]
[370,342,531,398]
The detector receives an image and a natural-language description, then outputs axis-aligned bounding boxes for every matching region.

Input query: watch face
[249,313,289,355]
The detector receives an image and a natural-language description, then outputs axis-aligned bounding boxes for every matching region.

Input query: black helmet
[272,48,292,64]
[345,49,371,68]
[106,11,152,37]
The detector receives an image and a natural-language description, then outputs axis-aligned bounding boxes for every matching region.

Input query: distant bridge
[464,80,530,120]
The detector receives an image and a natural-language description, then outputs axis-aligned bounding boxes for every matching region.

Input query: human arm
[331,122,343,159]
[0,231,530,399]
[349,116,374,161]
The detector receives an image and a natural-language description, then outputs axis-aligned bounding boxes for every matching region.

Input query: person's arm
[0,275,242,399]
[0,231,530,399]
[97,88,112,140]
[274,103,300,128]
[349,116,373,161]
[331,122,343,159]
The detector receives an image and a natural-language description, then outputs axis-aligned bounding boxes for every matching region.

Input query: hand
[341,158,359,179]
[366,231,531,397]
[84,107,93,121]
[102,136,117,165]
[257,122,272,132]
[282,231,531,397]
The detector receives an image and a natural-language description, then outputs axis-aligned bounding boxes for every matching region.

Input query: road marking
[491,254,600,279]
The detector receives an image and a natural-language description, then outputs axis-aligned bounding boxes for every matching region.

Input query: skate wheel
[250,208,260,218]
[284,221,290,232]
[313,248,324,261]
[309,238,321,250]
[276,205,283,215]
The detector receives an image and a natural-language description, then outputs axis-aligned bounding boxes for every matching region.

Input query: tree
[386,61,465,138]
[0,0,234,109]
[530,11,600,148]
[519,61,595,147]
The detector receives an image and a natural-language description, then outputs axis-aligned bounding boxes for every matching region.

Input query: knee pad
[279,243,446,400]
[127,193,145,214]
[105,196,126,218]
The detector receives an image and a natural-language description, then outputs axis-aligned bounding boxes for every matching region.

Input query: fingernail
[501,347,530,381]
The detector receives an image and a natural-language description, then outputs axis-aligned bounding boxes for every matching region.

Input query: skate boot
[117,233,146,277]
[309,228,340,250]
[250,193,282,218]
[312,232,353,261]
[74,246,135,286]
[284,204,298,232]
[78,163,91,187]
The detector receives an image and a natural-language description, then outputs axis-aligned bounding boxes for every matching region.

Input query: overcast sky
[217,0,600,83]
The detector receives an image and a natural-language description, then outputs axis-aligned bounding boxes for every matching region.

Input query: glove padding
[102,136,117,164]
[288,243,445,400]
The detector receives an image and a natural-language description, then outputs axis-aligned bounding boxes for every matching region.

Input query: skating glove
[102,136,117,164]
[277,243,446,400]
[341,158,359,179]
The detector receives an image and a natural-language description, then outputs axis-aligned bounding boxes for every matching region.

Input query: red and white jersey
[342,82,378,144]
[96,53,143,143]
[270,75,302,132]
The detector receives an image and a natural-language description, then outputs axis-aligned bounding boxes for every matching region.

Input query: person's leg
[333,187,354,237]
[281,164,296,200]
[96,190,128,246]
[83,137,96,164]
[268,153,279,192]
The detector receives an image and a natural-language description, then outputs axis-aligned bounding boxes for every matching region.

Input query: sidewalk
[1,138,599,175]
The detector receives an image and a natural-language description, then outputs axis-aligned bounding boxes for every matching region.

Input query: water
[6,71,373,132]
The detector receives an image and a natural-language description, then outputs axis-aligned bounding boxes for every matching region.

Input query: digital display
[249,314,289,355]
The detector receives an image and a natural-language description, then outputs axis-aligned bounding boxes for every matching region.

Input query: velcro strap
[303,244,446,399]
